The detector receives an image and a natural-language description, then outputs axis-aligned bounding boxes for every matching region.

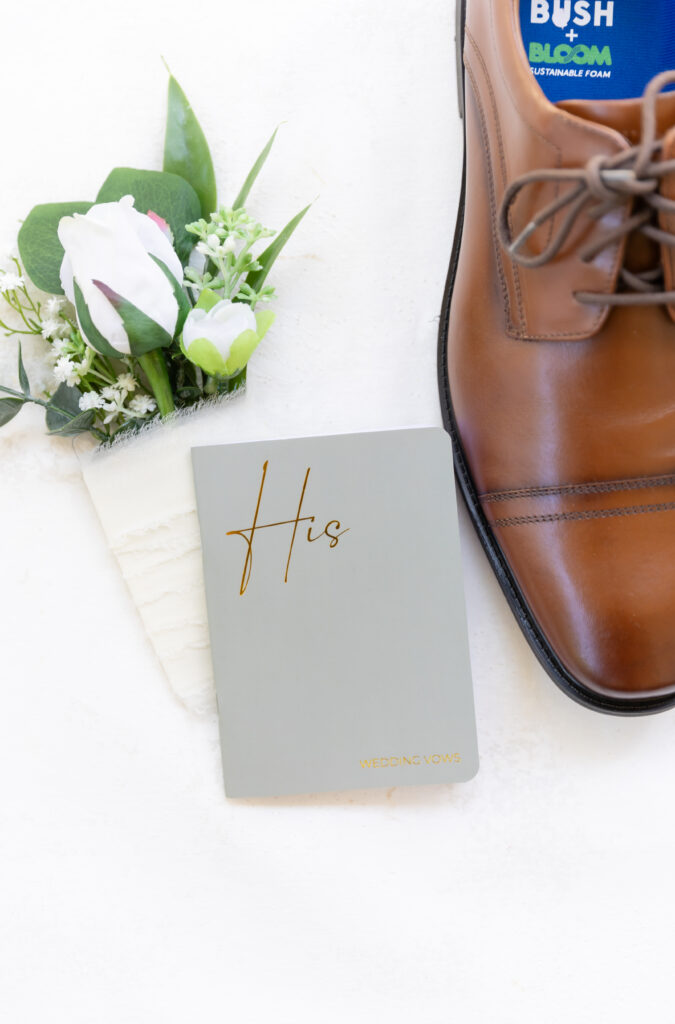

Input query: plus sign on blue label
[519,0,675,102]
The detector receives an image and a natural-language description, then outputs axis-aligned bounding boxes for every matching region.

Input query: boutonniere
[0,73,309,442]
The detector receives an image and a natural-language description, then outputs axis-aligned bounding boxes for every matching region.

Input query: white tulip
[58,195,184,356]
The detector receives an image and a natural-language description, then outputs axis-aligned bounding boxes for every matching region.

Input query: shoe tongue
[557,92,675,144]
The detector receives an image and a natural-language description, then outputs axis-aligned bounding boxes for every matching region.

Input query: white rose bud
[180,294,275,378]
[58,196,185,356]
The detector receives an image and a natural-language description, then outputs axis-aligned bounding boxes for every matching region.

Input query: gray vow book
[192,427,478,797]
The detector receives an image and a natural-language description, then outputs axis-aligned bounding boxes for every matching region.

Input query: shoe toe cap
[489,500,675,700]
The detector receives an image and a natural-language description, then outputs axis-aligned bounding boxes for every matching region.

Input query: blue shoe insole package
[519,0,675,103]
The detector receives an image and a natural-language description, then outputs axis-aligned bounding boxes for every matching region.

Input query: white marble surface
[2,1,675,1020]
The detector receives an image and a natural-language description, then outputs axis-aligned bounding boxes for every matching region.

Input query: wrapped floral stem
[0,72,309,711]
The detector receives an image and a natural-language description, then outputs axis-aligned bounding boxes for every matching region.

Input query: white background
[1,1,674,1021]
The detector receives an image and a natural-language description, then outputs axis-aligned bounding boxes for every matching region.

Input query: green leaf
[244,204,311,294]
[233,127,280,211]
[46,383,94,436]
[18,202,92,294]
[0,397,24,427]
[164,76,217,221]
[17,344,30,396]
[225,313,274,375]
[180,336,227,377]
[47,409,97,437]
[93,281,173,356]
[225,330,261,376]
[96,168,201,265]
[46,381,81,419]
[149,255,191,336]
[254,309,276,340]
[195,287,221,312]
[74,282,122,358]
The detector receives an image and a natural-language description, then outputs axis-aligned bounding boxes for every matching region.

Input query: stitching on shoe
[463,59,514,332]
[469,18,604,341]
[465,30,526,333]
[483,0,624,340]
[481,474,675,503]
[494,501,675,528]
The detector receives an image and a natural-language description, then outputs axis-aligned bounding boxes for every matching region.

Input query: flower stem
[138,350,174,418]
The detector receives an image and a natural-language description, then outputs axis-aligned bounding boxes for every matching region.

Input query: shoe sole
[438,0,675,716]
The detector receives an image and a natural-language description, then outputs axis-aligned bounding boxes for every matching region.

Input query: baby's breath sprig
[0,258,43,337]
[0,259,159,441]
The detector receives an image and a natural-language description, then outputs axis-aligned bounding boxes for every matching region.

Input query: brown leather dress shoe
[440,0,675,713]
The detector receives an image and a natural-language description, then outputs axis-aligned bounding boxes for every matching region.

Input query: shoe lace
[498,70,675,307]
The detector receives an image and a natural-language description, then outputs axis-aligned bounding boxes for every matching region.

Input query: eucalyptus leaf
[93,281,173,356]
[107,417,147,441]
[18,201,92,294]
[245,204,311,294]
[17,344,30,396]
[96,168,201,264]
[47,409,96,438]
[164,76,217,220]
[233,127,280,211]
[46,383,94,436]
[0,397,24,427]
